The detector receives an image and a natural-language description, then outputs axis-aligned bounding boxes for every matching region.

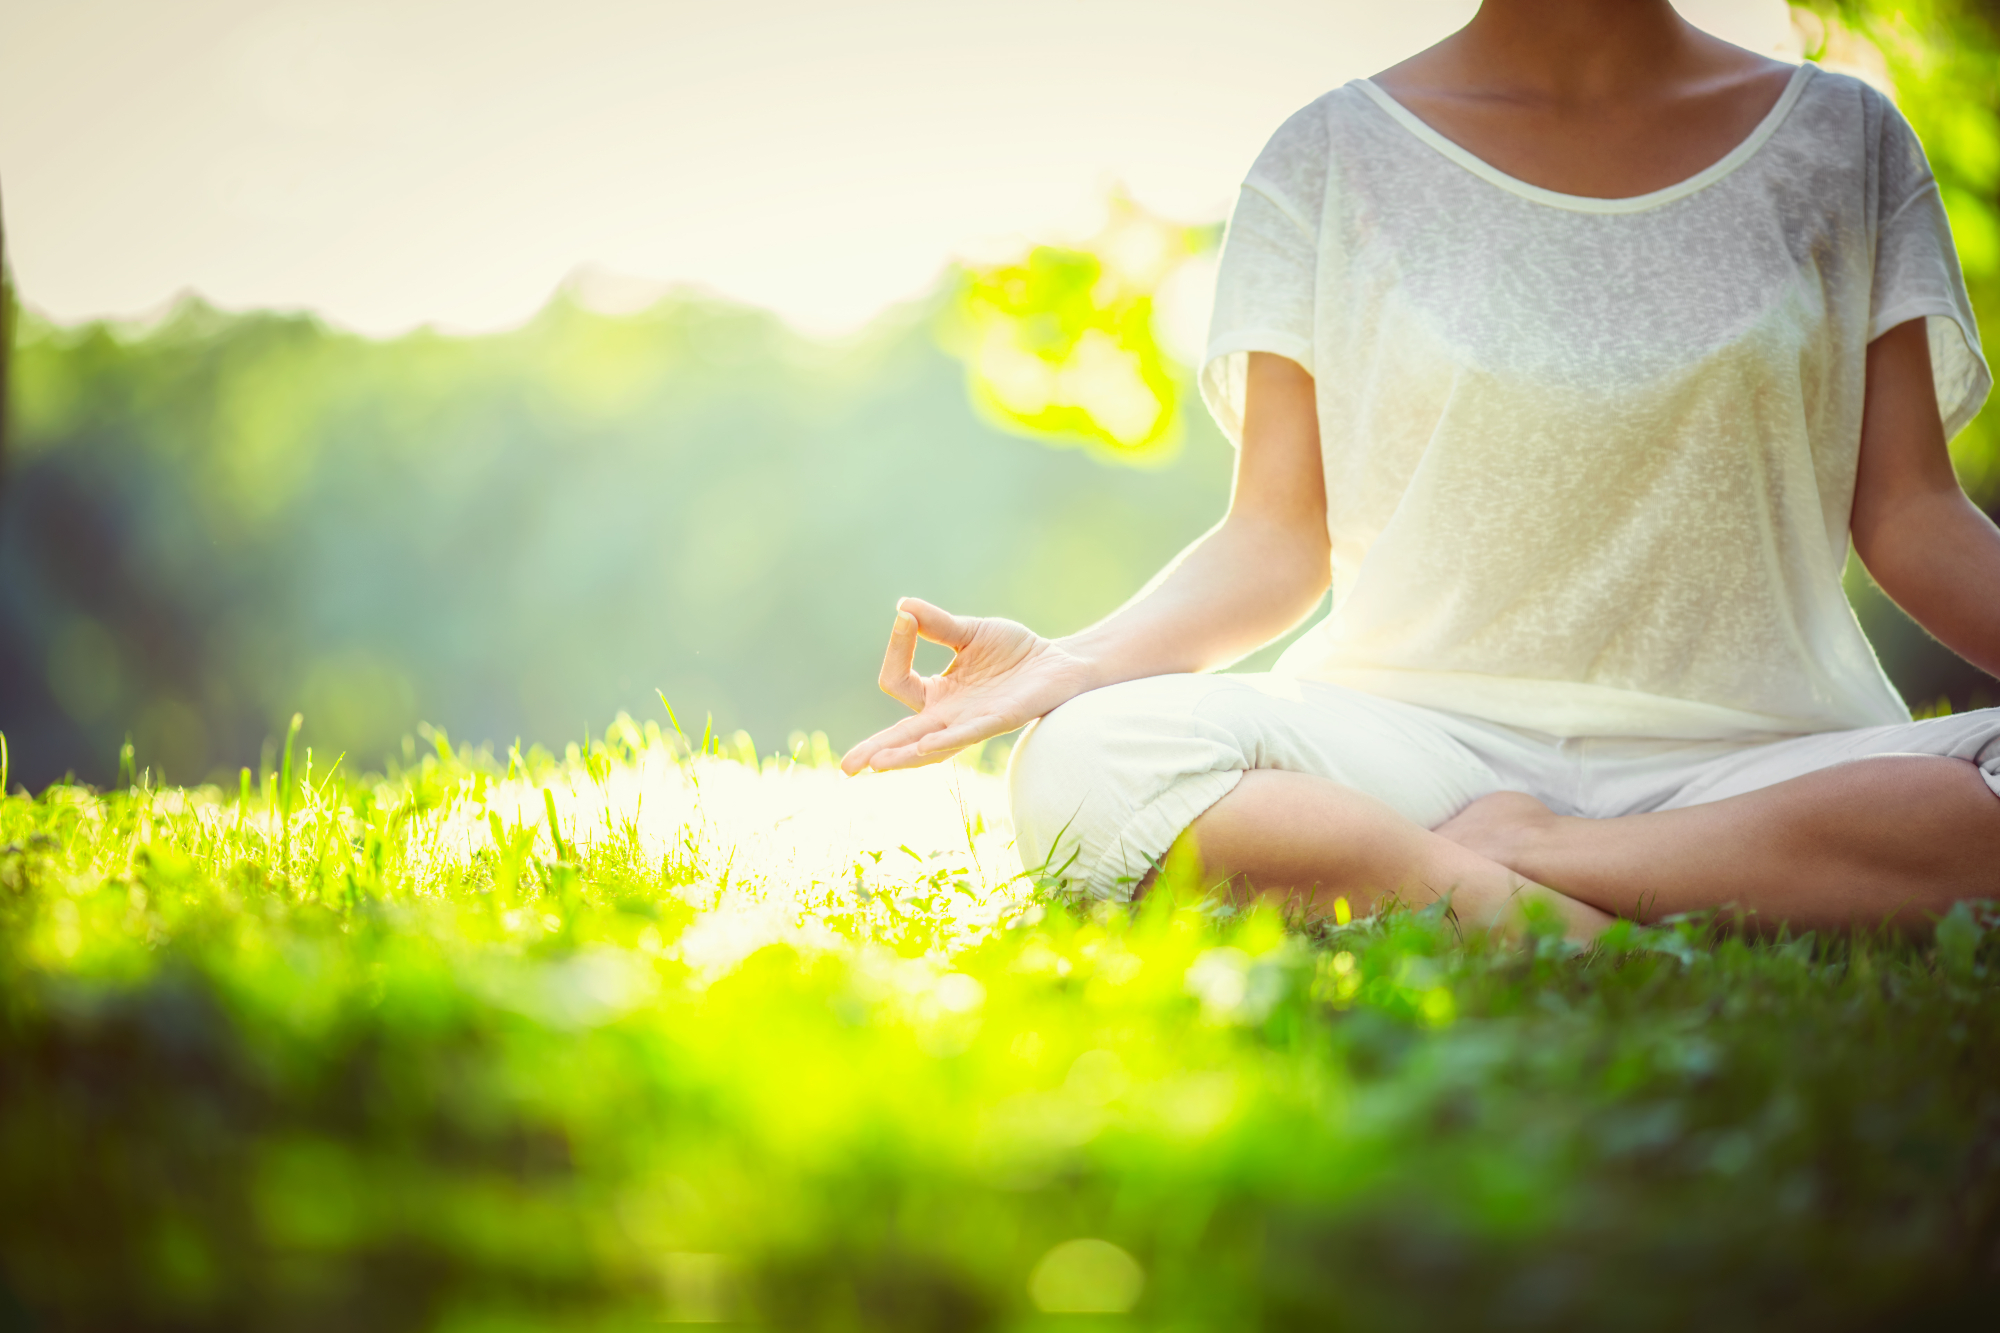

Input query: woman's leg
[1008,674,1610,940]
[1181,769,1614,939]
[1439,754,2000,930]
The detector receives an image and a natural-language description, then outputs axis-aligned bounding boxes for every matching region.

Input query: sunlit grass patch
[1,719,1997,1331]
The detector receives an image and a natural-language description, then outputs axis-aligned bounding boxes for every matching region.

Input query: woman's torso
[1207,64,1987,739]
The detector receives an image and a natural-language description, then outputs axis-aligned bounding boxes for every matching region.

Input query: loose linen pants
[1006,673,2000,902]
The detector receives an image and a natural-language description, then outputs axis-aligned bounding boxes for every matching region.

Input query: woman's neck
[1368,1,1795,200]
[1396,0,1744,107]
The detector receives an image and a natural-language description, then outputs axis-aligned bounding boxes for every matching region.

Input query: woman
[841,0,1998,940]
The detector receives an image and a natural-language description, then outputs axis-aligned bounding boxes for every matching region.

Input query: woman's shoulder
[1795,62,1893,110]
[1788,63,1911,149]
[1782,64,1933,192]
[1245,84,1391,186]
[1259,83,1387,148]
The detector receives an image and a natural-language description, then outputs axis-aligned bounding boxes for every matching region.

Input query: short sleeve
[1869,94,1991,439]
[1200,104,1329,446]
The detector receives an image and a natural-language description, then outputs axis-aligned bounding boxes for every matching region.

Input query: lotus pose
[842,0,1999,940]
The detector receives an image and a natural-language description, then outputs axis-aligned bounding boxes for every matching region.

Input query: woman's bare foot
[1433,791,1560,875]
[1179,771,1613,943]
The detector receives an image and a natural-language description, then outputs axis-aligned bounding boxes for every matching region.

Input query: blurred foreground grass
[1,719,1998,1332]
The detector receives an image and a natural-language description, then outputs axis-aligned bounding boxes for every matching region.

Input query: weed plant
[0,719,1996,1331]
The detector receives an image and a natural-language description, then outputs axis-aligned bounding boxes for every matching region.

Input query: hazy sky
[2,0,1800,337]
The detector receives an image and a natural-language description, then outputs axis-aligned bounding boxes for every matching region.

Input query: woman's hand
[838,357,1328,776]
[838,360,1325,775]
[839,598,1098,774]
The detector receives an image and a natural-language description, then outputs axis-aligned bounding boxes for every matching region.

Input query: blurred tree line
[0,281,1244,789]
[0,2,1995,789]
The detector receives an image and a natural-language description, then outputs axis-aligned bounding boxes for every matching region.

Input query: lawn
[1,717,1996,1331]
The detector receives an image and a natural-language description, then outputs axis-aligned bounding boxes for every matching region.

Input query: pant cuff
[1076,768,1245,902]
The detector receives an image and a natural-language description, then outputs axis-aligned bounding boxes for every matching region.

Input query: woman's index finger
[898,597,976,651]
[877,610,924,709]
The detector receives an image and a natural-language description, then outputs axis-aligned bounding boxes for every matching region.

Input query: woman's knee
[1007,689,1137,875]
[1007,678,1251,891]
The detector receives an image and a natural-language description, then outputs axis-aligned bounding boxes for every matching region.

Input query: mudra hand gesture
[839,598,1094,773]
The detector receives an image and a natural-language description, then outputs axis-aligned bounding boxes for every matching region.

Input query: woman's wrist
[1052,626,1188,695]
[1050,632,1118,694]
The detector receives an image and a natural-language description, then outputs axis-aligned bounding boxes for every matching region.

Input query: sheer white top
[1202,63,1989,740]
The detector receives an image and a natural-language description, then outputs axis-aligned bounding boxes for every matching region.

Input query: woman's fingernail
[896,612,915,631]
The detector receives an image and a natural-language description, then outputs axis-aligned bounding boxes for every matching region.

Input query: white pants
[1006,673,2000,901]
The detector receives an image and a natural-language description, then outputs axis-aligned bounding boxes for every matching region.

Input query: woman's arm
[1850,318,2000,679]
[841,352,1330,773]
[1059,351,1331,686]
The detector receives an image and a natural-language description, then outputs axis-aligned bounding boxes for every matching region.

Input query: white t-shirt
[1202,62,1990,740]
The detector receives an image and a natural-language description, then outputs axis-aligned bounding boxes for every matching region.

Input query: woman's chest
[1307,175,1874,548]
[1332,184,1859,393]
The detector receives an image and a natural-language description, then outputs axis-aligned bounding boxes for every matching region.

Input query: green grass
[1,717,1997,1332]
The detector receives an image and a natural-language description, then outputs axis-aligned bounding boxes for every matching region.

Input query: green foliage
[2,731,1998,1329]
[948,198,1209,463]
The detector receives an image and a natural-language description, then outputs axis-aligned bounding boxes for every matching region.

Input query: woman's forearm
[1858,487,2000,680]
[1850,320,2000,682]
[1058,511,1332,690]
[1057,352,1332,692]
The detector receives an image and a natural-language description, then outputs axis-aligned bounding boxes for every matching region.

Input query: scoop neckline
[1351,62,1816,214]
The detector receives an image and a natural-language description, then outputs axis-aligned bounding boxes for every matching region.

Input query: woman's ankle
[1434,791,1562,879]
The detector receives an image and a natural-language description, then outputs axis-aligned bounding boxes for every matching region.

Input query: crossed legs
[1183,757,2000,938]
[1010,675,2000,940]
